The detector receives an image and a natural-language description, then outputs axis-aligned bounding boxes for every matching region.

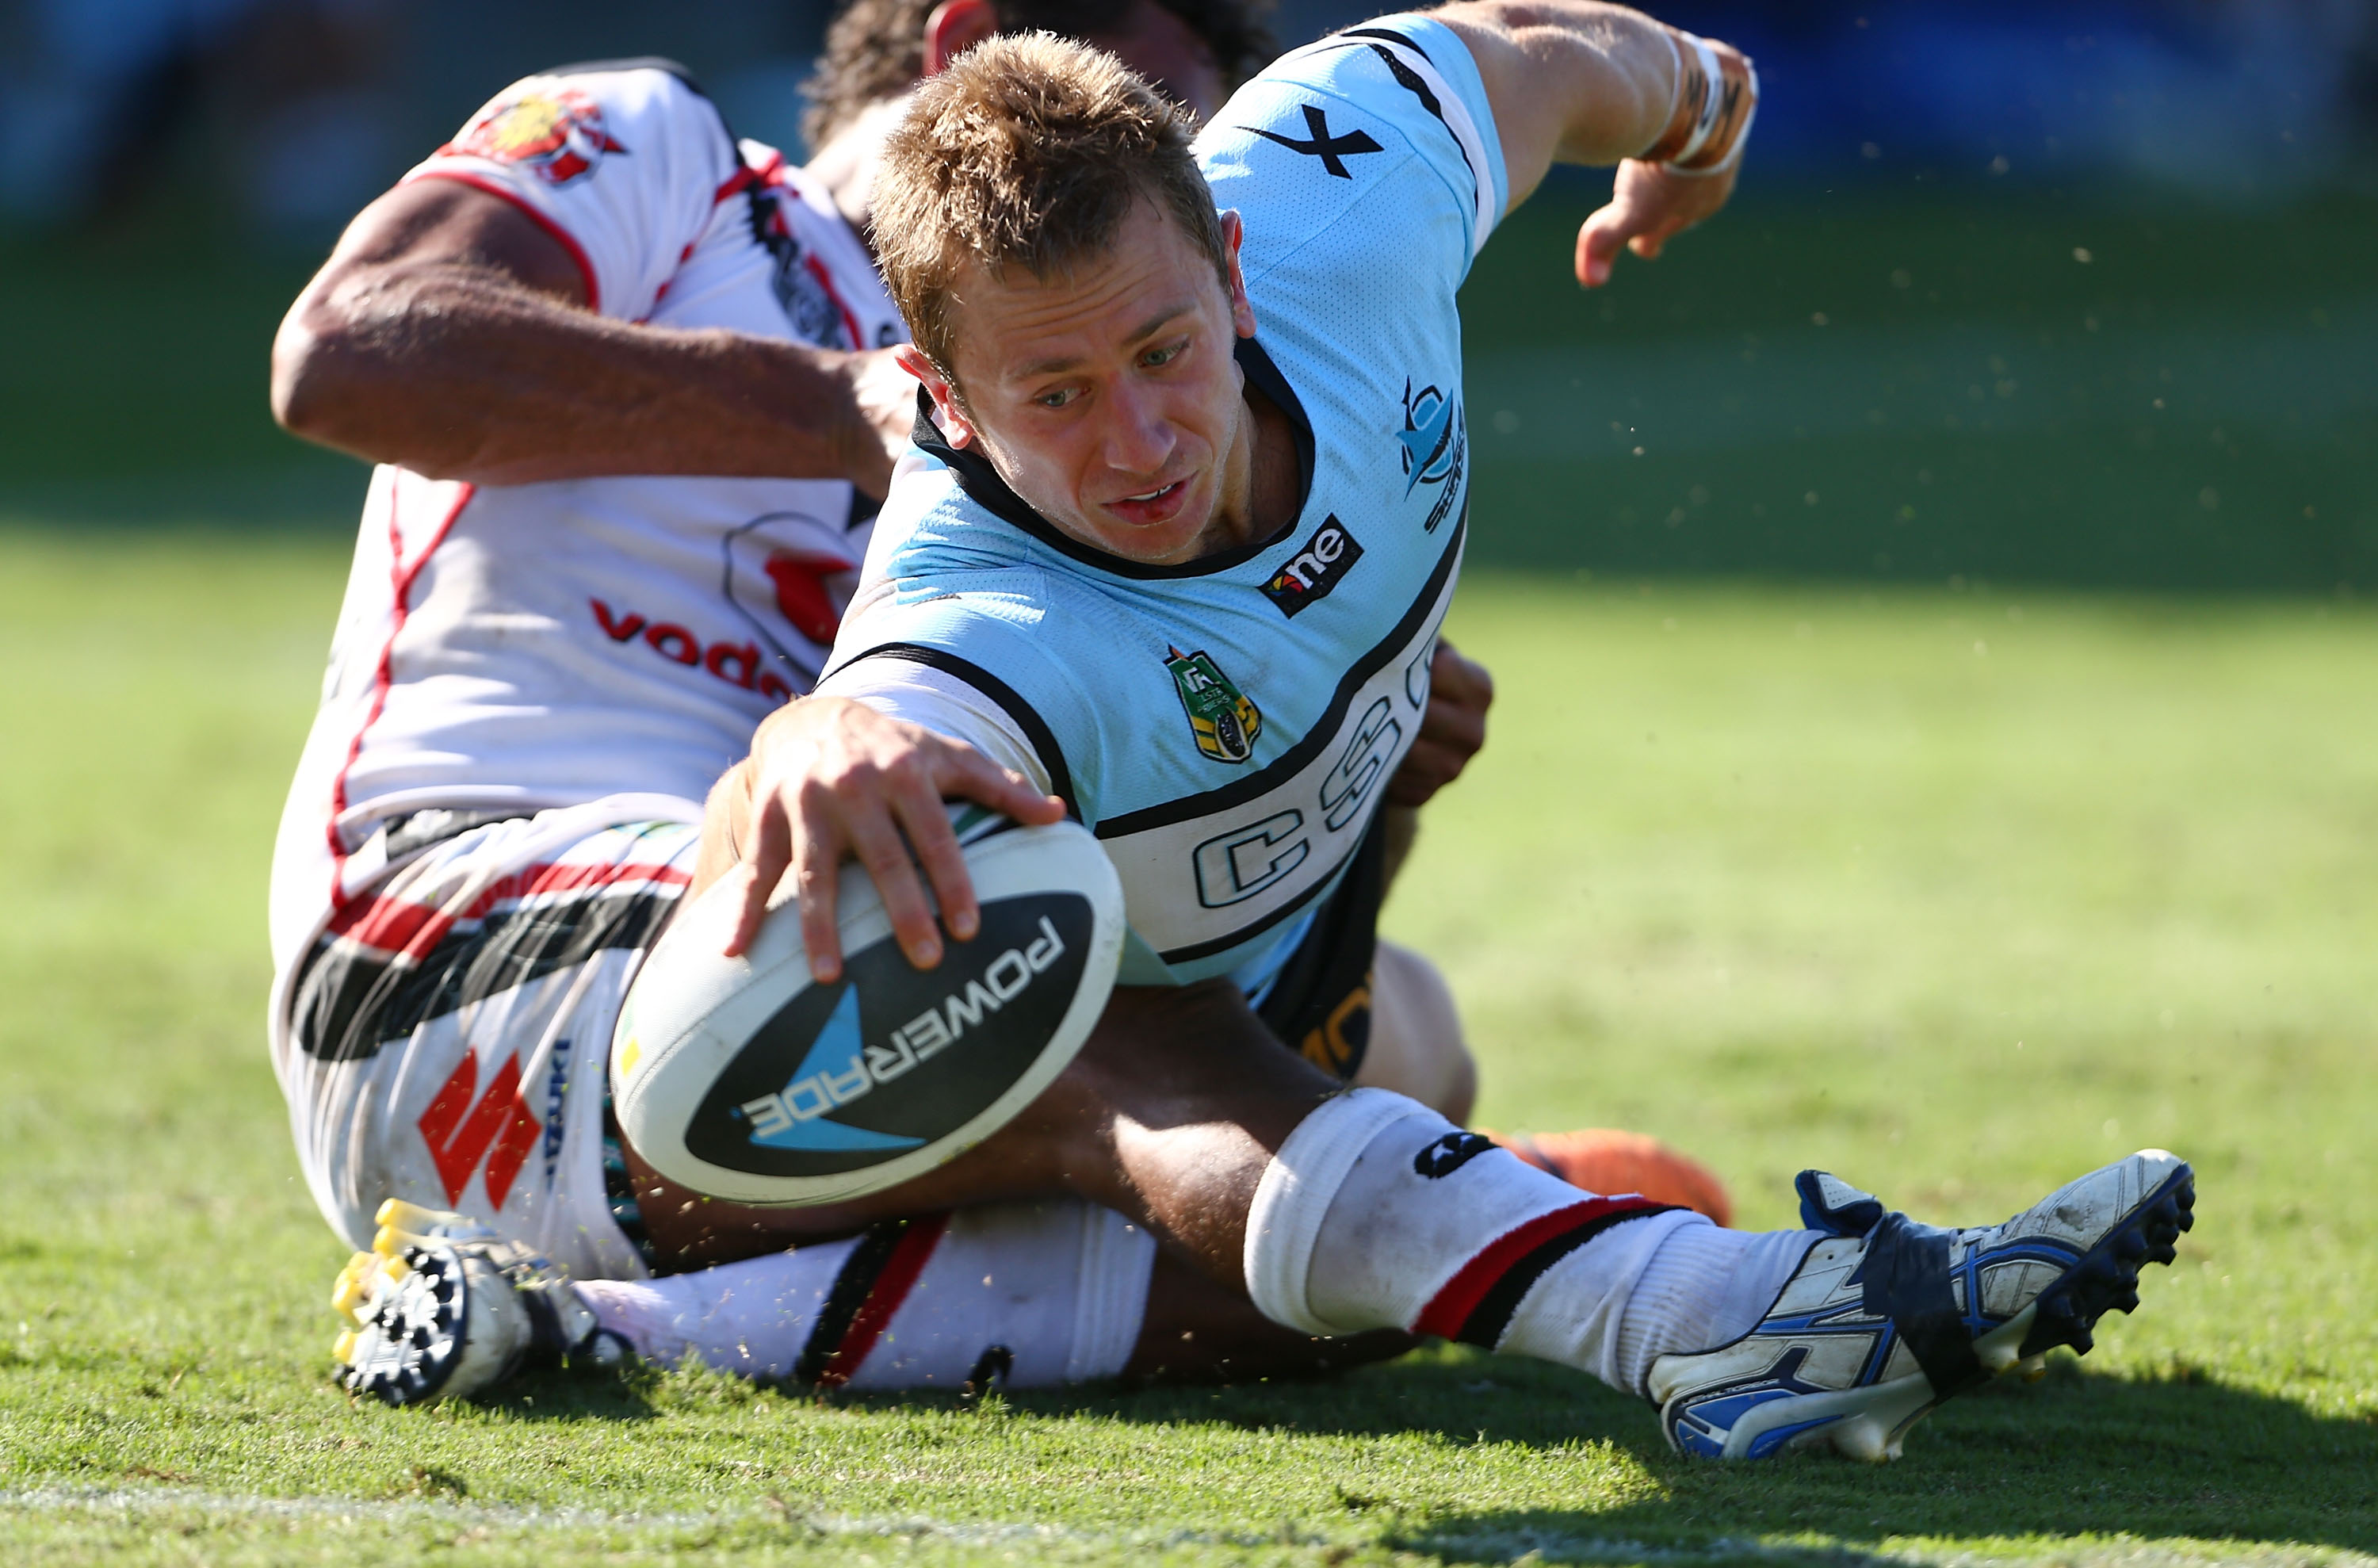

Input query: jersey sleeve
[402,63,740,321]
[812,656,1054,796]
[1197,13,1508,296]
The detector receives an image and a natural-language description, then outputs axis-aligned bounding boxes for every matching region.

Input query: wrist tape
[1641,30,1758,176]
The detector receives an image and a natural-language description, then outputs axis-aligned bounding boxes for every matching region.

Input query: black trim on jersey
[292,885,682,1064]
[1093,501,1465,843]
[1340,26,1433,65]
[1335,29,1479,199]
[1253,809,1386,1061]
[907,337,1316,581]
[1161,837,1363,965]
[539,55,710,94]
[831,643,1081,821]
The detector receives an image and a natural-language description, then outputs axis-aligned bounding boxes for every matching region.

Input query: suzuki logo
[418,1051,542,1209]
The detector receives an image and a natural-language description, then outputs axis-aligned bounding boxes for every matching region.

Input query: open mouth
[1103,477,1190,523]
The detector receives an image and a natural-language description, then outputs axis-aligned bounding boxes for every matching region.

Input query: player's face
[912,205,1260,567]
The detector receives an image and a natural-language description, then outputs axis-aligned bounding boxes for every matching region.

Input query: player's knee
[691,758,757,896]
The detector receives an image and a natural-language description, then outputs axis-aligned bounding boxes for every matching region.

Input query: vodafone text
[591,599,796,703]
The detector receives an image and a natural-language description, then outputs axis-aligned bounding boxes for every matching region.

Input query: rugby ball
[610,813,1125,1206]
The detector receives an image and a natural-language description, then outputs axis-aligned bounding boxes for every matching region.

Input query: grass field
[2,523,2373,1565]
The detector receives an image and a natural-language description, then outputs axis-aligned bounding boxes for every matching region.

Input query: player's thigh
[1355,939,1476,1124]
[276,807,702,1279]
[628,977,1341,1272]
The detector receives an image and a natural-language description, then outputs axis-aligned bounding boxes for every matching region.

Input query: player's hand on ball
[726,698,1066,979]
[1574,156,1738,289]
[1386,639,1494,808]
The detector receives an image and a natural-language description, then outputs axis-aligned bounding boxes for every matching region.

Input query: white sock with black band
[1244,1088,1807,1394]
[575,1199,1156,1389]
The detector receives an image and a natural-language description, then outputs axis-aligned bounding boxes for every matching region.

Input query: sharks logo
[1397,378,1466,532]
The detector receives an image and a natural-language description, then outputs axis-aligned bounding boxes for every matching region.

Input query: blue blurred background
[2,0,2372,587]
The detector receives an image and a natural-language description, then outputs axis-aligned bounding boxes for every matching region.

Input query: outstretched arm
[1428,0,1756,286]
[270,179,915,493]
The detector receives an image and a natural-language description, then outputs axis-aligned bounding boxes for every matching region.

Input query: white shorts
[270,797,705,1281]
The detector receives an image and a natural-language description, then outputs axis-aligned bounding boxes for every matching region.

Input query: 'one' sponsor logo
[1260,516,1364,618]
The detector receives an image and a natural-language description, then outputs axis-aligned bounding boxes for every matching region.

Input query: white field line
[6,1486,2375,1567]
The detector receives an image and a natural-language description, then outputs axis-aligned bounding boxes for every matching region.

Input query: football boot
[330,1199,628,1406]
[1489,1128,1734,1226]
[1648,1149,2194,1461]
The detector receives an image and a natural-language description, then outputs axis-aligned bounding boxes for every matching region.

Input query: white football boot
[1648,1149,2195,1461]
[330,1199,629,1405]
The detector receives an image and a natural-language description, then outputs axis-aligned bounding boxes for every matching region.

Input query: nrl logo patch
[1260,515,1364,618]
[1165,645,1263,763]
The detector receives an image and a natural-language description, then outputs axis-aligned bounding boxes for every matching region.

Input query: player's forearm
[1434,1,1750,208]
[270,264,876,488]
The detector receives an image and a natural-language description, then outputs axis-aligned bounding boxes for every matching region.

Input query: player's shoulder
[435,55,736,185]
[1198,13,1504,262]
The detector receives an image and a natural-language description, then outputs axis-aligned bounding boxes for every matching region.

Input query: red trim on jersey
[323,477,478,908]
[816,1213,950,1387]
[713,164,761,203]
[324,859,694,958]
[803,252,864,353]
[1410,1197,1662,1340]
[404,169,602,312]
[743,147,788,187]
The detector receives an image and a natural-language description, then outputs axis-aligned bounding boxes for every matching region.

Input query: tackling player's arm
[270,180,912,494]
[1426,0,1756,286]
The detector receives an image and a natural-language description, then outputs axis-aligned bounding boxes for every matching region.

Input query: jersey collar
[907,337,1316,581]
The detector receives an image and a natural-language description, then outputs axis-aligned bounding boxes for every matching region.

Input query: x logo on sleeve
[1251,104,1383,179]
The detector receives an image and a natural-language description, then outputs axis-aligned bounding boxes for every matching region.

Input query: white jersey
[269,59,903,978]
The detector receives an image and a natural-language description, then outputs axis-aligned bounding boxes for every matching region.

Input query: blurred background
[0,0,2372,586]
[2,10,2374,1509]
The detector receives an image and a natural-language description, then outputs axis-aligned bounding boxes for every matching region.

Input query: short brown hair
[801,0,1277,151]
[871,33,1231,383]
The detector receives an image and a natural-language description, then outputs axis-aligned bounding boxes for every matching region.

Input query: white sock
[575,1199,1156,1389]
[1594,1215,1819,1394]
[1248,1088,1751,1391]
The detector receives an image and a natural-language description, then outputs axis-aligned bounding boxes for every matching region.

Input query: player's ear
[897,344,977,449]
[923,0,1000,75]
[1218,209,1258,340]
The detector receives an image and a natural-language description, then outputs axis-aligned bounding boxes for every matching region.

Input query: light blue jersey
[824,15,1508,989]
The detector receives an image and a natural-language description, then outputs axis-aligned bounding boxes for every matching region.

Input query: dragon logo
[444,86,626,186]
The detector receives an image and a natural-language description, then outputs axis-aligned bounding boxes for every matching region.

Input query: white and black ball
[611,814,1125,1206]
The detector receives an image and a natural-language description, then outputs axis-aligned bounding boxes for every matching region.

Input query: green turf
[6,186,2374,586]
[1,525,2374,1565]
